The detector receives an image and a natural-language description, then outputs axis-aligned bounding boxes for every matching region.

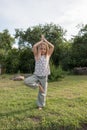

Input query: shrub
[49,63,64,81]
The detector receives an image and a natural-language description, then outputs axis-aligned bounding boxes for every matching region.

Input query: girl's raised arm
[32,40,42,56]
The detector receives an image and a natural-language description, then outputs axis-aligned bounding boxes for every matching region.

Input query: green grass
[0,75,87,130]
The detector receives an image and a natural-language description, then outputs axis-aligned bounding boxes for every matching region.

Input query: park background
[0,0,87,129]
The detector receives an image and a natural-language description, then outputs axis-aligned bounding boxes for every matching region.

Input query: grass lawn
[0,75,87,130]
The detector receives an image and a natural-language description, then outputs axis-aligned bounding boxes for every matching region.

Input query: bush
[49,63,64,81]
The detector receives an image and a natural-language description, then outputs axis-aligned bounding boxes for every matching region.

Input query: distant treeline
[0,23,87,80]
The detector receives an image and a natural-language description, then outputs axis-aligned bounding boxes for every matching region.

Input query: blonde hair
[41,42,49,56]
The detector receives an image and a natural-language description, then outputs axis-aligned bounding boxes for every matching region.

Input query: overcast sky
[0,0,87,40]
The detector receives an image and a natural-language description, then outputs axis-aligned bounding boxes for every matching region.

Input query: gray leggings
[24,74,48,107]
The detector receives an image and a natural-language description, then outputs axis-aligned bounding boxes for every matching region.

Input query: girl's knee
[24,77,37,88]
[24,78,29,86]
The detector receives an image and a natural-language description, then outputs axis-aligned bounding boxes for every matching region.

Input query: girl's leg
[37,77,48,109]
[38,83,44,93]
[24,75,38,88]
[24,75,45,92]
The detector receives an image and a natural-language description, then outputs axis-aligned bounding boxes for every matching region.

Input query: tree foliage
[5,49,20,73]
[70,24,87,68]
[59,41,72,70]
[19,47,34,73]
[0,29,15,67]
[0,29,15,50]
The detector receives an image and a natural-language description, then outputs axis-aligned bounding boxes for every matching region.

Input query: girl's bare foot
[38,107,42,110]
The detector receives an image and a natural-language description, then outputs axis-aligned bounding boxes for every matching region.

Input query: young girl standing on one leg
[24,35,54,110]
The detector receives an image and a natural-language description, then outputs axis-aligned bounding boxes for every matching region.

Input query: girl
[24,35,54,110]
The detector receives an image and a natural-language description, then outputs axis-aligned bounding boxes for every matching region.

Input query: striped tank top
[34,55,50,76]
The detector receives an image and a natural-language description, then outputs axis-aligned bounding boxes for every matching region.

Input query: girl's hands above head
[41,35,45,41]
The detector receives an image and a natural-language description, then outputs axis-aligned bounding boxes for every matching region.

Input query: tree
[70,24,87,68]
[5,49,20,73]
[0,29,15,50]
[0,49,6,65]
[59,41,72,70]
[19,47,34,73]
[0,29,15,68]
